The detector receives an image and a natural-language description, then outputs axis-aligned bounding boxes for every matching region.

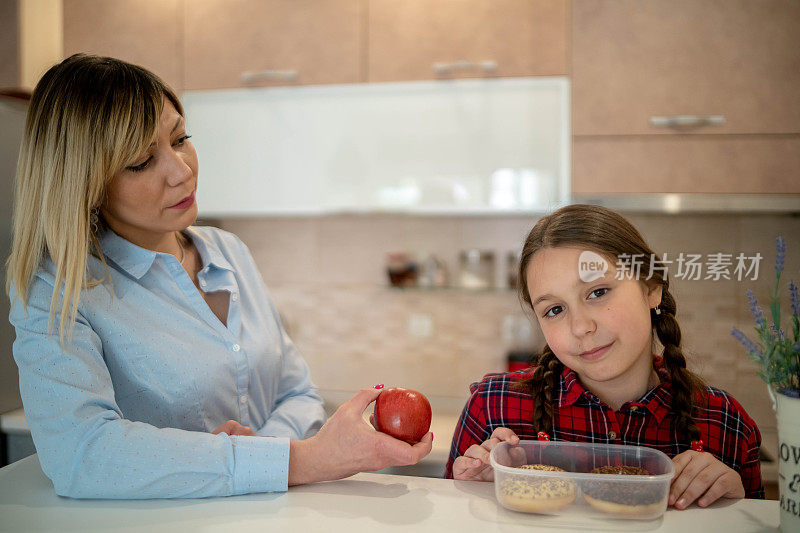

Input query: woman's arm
[256,305,325,440]
[10,279,291,499]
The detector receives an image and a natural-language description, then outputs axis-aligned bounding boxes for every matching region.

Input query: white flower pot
[770,387,800,533]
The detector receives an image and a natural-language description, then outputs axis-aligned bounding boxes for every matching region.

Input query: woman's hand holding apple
[288,387,433,486]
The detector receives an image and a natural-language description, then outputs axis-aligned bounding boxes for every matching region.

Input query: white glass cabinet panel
[182,77,570,216]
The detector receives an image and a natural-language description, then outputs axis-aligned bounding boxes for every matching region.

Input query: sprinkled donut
[583,465,665,516]
[497,464,577,513]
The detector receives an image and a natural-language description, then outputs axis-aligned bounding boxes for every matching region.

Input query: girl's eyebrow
[532,276,616,306]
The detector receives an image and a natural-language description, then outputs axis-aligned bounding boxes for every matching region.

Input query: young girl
[446,204,764,509]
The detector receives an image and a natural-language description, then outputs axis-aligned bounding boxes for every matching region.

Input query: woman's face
[525,246,662,387]
[101,100,198,246]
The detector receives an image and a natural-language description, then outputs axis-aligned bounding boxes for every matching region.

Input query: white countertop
[0,454,779,533]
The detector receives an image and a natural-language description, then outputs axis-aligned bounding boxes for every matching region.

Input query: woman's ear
[647,284,663,309]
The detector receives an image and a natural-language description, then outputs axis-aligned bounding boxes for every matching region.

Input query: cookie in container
[490,440,675,520]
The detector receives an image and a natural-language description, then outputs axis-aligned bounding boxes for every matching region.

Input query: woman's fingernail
[677,498,686,508]
[698,498,706,507]
[373,384,384,389]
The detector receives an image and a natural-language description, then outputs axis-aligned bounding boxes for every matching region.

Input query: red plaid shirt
[445,357,764,499]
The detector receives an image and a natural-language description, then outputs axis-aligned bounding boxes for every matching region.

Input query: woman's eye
[544,306,563,318]
[173,134,192,147]
[127,156,152,172]
[589,288,609,299]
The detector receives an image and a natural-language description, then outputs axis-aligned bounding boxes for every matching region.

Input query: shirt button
[232,344,240,352]
[232,293,239,302]
[200,279,207,287]
[608,431,618,440]
[239,396,247,404]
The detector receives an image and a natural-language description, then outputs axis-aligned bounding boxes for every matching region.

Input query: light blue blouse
[9,226,326,498]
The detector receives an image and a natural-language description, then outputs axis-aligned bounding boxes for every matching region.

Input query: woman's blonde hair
[6,53,183,342]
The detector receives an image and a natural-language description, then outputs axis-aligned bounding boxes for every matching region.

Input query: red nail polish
[691,440,704,452]
[537,431,550,441]
[373,384,384,389]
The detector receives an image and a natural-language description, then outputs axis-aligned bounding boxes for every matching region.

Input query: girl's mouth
[579,342,613,361]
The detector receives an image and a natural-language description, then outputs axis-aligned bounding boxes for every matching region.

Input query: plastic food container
[490,440,675,521]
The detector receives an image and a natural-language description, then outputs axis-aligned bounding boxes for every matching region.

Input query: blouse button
[239,395,247,405]
[232,293,239,302]
[608,431,618,440]
[200,279,207,288]
[232,344,240,352]
[630,406,639,412]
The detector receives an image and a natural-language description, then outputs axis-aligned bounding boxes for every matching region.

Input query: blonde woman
[6,54,432,499]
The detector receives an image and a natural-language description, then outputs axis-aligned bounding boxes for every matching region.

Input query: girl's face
[101,100,198,246]
[525,246,662,387]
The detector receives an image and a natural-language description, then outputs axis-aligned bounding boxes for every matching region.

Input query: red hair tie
[537,431,550,441]
[690,440,704,452]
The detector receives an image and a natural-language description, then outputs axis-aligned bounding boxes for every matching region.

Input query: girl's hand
[212,420,258,437]
[288,387,433,485]
[452,427,521,481]
[669,450,745,509]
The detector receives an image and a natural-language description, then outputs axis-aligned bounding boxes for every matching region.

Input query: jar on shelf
[458,250,494,289]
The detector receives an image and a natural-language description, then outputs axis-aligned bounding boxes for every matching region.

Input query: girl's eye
[589,288,609,299]
[174,134,192,147]
[543,305,563,319]
[127,156,152,172]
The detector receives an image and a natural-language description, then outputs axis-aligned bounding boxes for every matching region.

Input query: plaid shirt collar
[558,355,673,424]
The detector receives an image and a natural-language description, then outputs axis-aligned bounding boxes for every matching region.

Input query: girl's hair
[515,204,706,443]
[5,53,182,342]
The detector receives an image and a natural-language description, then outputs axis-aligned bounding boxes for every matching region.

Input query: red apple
[374,387,432,444]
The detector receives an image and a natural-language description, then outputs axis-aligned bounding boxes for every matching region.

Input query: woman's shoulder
[188,225,246,252]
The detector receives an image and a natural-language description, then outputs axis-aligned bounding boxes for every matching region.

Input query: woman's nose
[165,151,193,187]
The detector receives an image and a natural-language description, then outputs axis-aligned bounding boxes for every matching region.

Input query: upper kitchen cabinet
[183,0,362,90]
[572,0,800,136]
[572,0,800,195]
[367,0,567,82]
[63,0,184,92]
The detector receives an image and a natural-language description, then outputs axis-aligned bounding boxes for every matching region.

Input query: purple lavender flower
[790,280,799,317]
[775,236,786,273]
[731,327,761,357]
[746,289,766,329]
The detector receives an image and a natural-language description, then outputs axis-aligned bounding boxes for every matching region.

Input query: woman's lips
[168,191,195,209]
[579,342,613,361]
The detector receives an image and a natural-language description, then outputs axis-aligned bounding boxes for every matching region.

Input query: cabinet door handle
[649,115,726,128]
[432,60,498,76]
[240,70,299,85]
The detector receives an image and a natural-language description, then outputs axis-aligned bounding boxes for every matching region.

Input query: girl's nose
[570,308,596,337]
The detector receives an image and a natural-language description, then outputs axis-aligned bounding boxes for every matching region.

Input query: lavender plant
[732,237,800,396]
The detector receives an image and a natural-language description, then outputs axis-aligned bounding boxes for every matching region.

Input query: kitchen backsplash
[219,213,800,431]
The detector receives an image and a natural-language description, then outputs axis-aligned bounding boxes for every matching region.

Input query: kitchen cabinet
[183,77,570,216]
[368,0,567,82]
[1,0,62,91]
[571,0,800,194]
[183,0,362,90]
[0,2,20,88]
[63,0,184,92]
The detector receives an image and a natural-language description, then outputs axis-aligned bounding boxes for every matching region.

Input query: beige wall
[220,212,800,432]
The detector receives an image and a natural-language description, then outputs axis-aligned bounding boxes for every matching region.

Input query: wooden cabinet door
[572,0,800,136]
[184,0,362,90]
[368,0,567,82]
[63,0,184,92]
